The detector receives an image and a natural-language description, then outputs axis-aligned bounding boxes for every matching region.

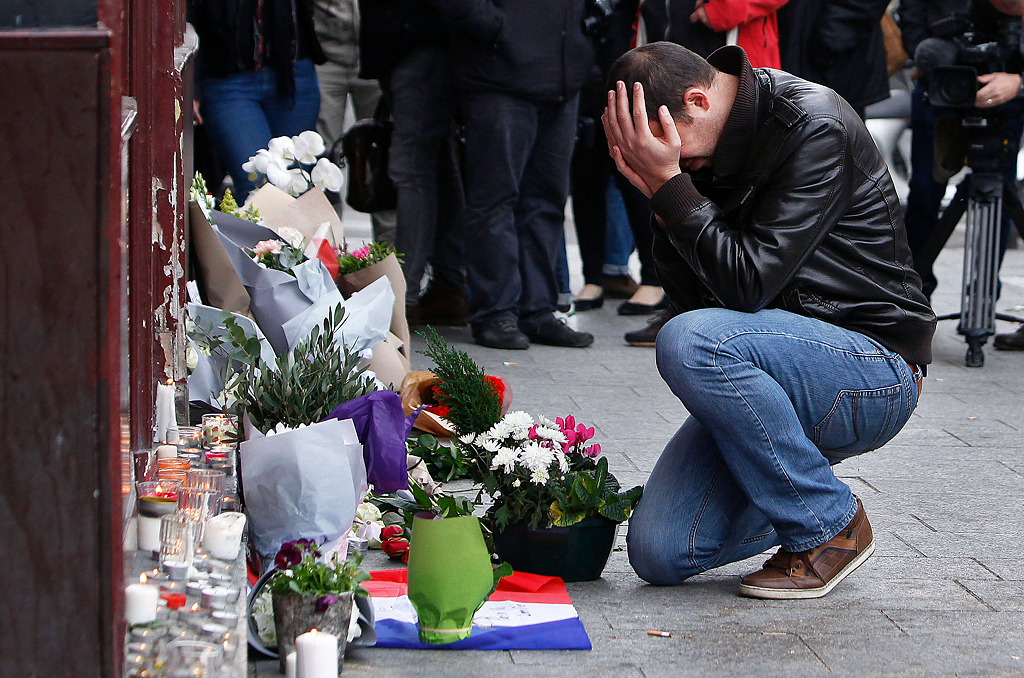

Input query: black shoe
[624,308,677,346]
[618,295,669,316]
[473,319,530,350]
[994,324,1024,350]
[407,277,469,326]
[525,318,594,347]
[573,294,604,312]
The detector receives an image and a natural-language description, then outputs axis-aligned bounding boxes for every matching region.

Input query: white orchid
[265,162,293,192]
[267,135,297,160]
[311,157,344,192]
[286,168,310,197]
[293,130,327,164]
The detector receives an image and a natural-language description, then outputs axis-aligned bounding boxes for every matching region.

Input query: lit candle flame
[166,378,174,386]
[140,573,147,584]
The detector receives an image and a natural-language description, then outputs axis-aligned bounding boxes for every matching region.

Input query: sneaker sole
[738,540,875,600]
[625,339,657,347]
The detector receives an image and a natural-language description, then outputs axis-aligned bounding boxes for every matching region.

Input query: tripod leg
[915,178,969,284]
[965,334,985,367]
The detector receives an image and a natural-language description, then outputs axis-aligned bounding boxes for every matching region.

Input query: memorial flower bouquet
[245,238,308,277]
[269,539,369,609]
[336,241,402,276]
[242,131,344,197]
[458,412,643,530]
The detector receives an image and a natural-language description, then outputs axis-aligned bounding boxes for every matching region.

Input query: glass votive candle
[177,487,222,524]
[160,514,197,566]
[177,425,201,448]
[160,639,223,678]
[201,414,238,447]
[183,469,226,493]
[133,449,156,483]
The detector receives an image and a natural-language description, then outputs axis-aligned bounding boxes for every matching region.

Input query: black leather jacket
[650,47,936,365]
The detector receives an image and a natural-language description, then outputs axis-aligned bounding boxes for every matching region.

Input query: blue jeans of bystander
[200,59,321,203]
[628,308,919,585]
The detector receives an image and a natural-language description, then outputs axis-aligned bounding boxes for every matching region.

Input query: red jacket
[636,0,786,69]
[701,0,786,68]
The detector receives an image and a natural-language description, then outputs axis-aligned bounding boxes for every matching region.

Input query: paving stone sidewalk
[252,223,1024,678]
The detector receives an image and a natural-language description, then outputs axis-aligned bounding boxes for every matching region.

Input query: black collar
[707,46,759,180]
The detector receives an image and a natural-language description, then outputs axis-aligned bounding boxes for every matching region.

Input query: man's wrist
[1016,73,1024,99]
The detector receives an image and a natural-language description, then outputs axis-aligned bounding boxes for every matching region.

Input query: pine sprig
[417,327,502,435]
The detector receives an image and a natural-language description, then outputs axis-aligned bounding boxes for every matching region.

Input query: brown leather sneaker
[739,496,874,600]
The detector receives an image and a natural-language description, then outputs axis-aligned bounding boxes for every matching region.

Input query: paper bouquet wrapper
[186,303,277,408]
[189,201,252,317]
[246,183,344,248]
[337,253,410,366]
[399,371,456,438]
[361,332,410,391]
[211,210,338,355]
[239,418,366,556]
[407,515,495,644]
[324,391,413,494]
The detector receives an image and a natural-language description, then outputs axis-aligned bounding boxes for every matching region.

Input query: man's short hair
[607,42,718,124]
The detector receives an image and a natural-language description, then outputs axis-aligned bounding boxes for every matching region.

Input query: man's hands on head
[602,81,683,198]
[976,72,1022,107]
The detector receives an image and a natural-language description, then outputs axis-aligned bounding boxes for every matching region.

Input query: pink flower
[350,245,371,260]
[528,425,539,440]
[564,429,579,446]
[577,424,595,442]
[254,240,282,255]
[584,443,601,458]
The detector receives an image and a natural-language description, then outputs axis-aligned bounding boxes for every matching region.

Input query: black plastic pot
[492,518,618,582]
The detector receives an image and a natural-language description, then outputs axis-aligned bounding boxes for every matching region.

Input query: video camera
[915,13,1022,108]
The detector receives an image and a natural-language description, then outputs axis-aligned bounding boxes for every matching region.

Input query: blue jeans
[200,60,321,202]
[627,308,920,585]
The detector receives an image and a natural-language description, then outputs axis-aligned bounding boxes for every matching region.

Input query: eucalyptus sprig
[236,304,378,434]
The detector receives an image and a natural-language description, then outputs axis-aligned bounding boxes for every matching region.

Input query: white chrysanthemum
[538,415,558,428]
[458,433,476,445]
[533,425,567,444]
[556,451,569,473]
[490,446,519,473]
[504,411,534,430]
[487,419,513,440]
[520,440,554,473]
[480,437,501,453]
[529,466,550,485]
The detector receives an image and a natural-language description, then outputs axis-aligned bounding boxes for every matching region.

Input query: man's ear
[684,87,710,114]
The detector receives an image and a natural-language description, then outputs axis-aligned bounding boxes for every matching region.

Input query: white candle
[202,512,246,561]
[125,583,159,625]
[295,629,338,678]
[155,444,178,460]
[137,514,162,553]
[285,651,297,678]
[154,380,177,444]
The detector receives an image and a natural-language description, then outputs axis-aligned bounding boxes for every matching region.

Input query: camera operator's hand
[690,0,711,28]
[976,72,1022,107]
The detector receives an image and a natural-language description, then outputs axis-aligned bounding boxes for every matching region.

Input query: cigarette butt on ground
[647,630,672,638]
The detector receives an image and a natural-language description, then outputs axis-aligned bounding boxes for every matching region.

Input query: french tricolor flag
[365,570,592,650]
[304,221,339,280]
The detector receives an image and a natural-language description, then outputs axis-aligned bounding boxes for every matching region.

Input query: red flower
[381,525,404,541]
[381,538,410,561]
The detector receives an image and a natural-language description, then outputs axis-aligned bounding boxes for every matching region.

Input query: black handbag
[331,98,398,213]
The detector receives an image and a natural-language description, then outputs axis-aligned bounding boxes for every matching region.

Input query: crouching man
[604,43,936,598]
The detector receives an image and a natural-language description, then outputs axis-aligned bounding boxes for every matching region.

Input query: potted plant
[266,539,369,672]
[459,413,643,582]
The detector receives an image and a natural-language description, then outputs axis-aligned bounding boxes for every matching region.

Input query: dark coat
[357,0,448,80]
[189,0,325,83]
[429,0,595,102]
[650,47,936,364]
[777,0,891,113]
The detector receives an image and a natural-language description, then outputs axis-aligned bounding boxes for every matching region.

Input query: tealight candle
[125,581,159,625]
[137,514,162,554]
[295,629,338,678]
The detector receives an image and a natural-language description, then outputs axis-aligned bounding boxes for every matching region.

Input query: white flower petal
[311,157,344,192]
[267,136,296,160]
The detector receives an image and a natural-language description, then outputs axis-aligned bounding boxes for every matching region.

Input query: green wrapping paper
[407,515,494,644]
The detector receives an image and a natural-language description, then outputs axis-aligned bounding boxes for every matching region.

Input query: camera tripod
[914,118,1024,367]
